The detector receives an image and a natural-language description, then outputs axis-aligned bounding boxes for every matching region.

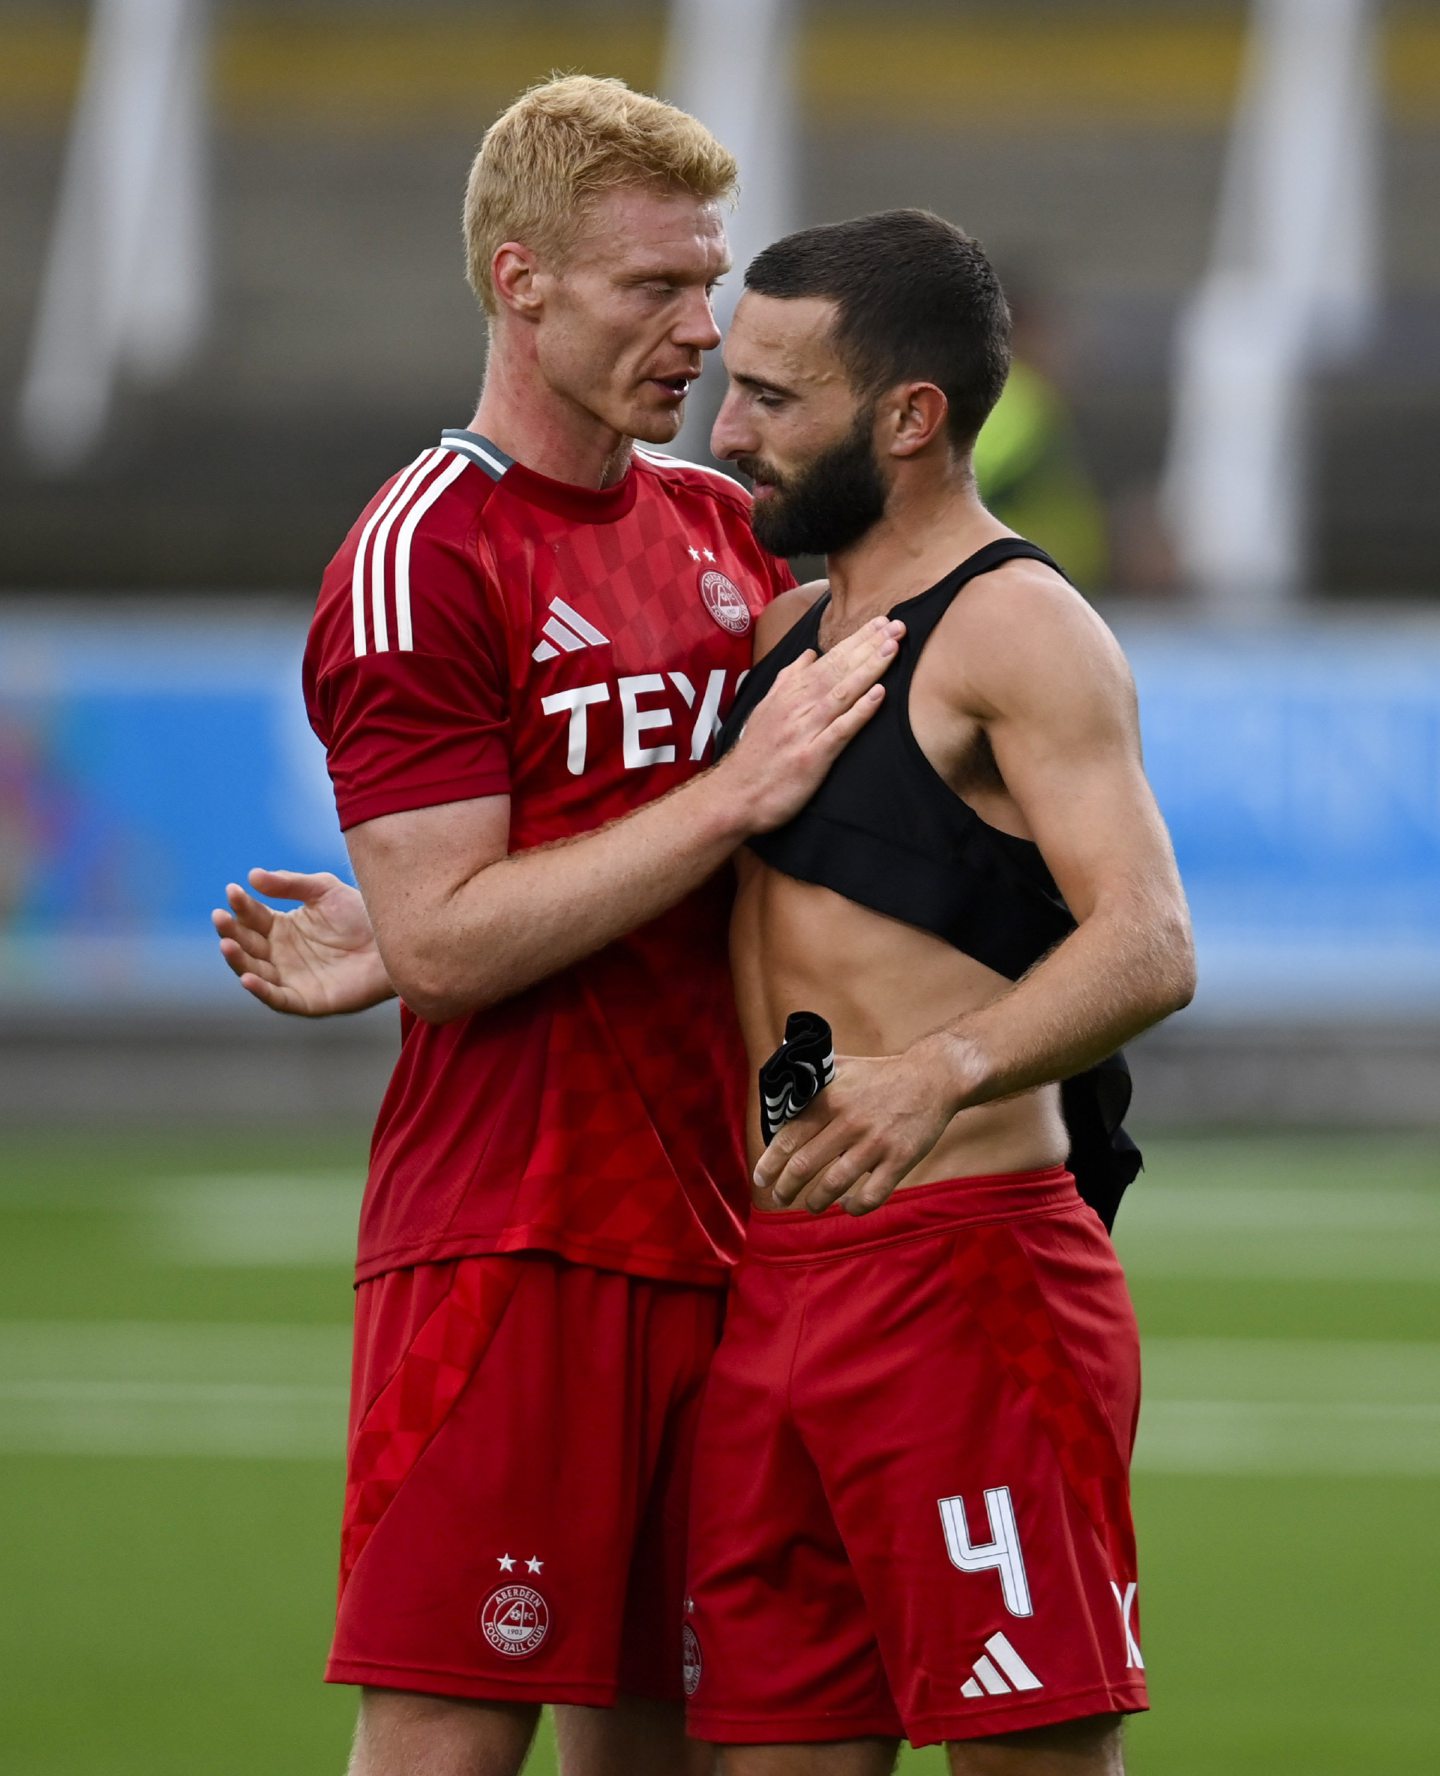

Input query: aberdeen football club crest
[480,1584,550,1658]
[699,570,751,635]
[681,1622,703,1696]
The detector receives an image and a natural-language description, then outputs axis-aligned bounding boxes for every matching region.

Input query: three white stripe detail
[351,444,476,657]
[960,1632,1043,1700]
[394,452,471,652]
[351,448,431,657]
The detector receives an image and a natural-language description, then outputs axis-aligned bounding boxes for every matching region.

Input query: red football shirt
[305,429,794,1287]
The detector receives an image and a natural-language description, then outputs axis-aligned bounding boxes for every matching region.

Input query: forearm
[358,613,903,1021]
[374,765,751,1021]
[925,893,1195,1114]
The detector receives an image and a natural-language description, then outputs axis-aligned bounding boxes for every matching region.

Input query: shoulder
[937,551,1135,721]
[755,581,827,658]
[366,440,498,542]
[312,441,500,672]
[336,441,498,584]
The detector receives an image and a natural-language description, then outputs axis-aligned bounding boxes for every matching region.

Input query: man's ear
[491,242,544,321]
[882,382,950,458]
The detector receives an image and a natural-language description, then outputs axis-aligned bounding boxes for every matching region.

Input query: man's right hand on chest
[712,615,904,832]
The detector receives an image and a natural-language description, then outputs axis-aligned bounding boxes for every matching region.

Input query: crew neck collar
[441,429,638,523]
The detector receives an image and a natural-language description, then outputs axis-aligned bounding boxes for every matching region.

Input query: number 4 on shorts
[937,1485,1033,1617]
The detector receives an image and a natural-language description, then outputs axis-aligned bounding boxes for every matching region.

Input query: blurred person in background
[214,74,896,1776]
[972,271,1108,594]
[222,208,1194,1775]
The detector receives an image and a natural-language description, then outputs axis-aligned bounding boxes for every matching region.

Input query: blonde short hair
[464,74,739,315]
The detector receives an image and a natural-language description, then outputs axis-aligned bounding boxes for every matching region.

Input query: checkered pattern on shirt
[307,448,793,1288]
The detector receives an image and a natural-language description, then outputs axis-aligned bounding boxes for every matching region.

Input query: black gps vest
[718,538,1141,1230]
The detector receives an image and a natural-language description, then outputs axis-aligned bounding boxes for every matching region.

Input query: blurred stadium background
[1,1,1436,1771]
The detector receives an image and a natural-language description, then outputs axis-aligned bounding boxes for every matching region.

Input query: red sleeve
[305,526,511,831]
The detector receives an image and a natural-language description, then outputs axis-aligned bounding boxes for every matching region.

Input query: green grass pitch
[1,1127,1436,1774]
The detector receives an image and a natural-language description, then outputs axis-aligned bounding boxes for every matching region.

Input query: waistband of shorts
[743,1166,1079,1262]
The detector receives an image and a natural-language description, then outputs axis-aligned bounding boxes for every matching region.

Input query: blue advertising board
[2,604,1438,1018]
[1123,622,1440,1018]
[0,605,347,1008]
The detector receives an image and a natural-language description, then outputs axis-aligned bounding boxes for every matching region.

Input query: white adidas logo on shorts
[960,1631,1043,1699]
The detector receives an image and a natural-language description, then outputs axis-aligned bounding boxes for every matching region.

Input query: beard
[742,406,889,557]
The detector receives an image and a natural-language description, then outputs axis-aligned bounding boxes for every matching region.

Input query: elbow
[386,945,497,1025]
[1155,912,1198,1019]
[1118,896,1195,1030]
[1163,954,1197,1019]
[403,986,475,1026]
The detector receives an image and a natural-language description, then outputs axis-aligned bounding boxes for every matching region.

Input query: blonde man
[215,76,897,1776]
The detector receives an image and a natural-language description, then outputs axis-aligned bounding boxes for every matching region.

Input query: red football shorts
[327,1252,723,1705]
[685,1167,1148,1748]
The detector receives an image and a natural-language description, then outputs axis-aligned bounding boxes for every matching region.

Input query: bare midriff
[730,851,1069,1213]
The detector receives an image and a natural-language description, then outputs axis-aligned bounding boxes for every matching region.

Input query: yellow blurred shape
[1,8,1437,130]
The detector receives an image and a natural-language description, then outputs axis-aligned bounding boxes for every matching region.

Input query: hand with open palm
[211,868,395,1016]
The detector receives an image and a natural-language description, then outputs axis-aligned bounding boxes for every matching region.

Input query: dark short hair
[743,209,1011,449]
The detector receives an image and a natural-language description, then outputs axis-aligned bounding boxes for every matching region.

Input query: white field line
[4,1173,1438,1276]
[1117,1237,1440,1282]
[1122,1185,1440,1232]
[0,1320,349,1459]
[0,1380,345,1460]
[16,1327,1432,1402]
[1140,1338,1440,1473]
[1137,1401,1440,1477]
[7,1172,1440,1278]
[2,1387,1434,1472]
[0,1172,362,1267]
[1141,1337,1440,1402]
[144,1176,361,1266]
[1,1324,1438,1472]
[1133,1253,1440,1281]
[0,1319,348,1382]
[0,1171,360,1212]
[1114,1184,1440,1279]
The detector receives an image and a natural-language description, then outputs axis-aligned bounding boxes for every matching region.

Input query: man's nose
[674,287,723,354]
[709,386,751,462]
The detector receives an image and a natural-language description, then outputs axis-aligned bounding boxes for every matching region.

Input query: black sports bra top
[718,539,1077,968]
[717,537,1141,1228]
